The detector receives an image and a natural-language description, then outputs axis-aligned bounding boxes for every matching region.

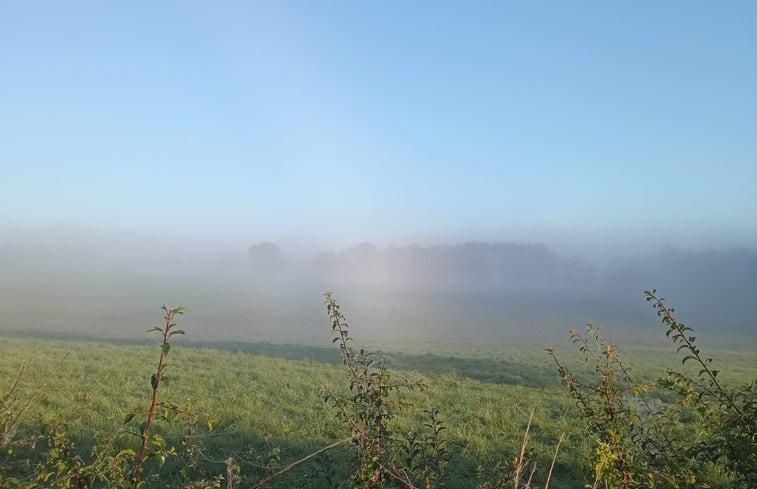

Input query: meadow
[1,295,756,488]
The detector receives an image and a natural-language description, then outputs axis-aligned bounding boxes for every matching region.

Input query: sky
[2,1,756,257]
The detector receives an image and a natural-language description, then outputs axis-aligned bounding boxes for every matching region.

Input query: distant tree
[248,242,287,275]
[308,241,594,293]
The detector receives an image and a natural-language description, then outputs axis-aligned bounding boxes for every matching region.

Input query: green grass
[1,332,755,488]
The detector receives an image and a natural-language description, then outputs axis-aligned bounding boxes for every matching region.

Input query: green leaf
[116,448,136,459]
[169,329,185,337]
[147,327,162,333]
[124,413,135,425]
[682,355,697,364]
[161,343,171,355]
[151,434,166,449]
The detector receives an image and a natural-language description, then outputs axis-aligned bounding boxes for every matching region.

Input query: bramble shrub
[323,293,560,489]
[548,290,757,489]
[125,305,220,488]
[1,363,28,455]
[323,292,430,488]
[1,362,44,488]
[0,299,456,489]
[0,290,754,489]
[403,407,448,489]
[0,306,224,489]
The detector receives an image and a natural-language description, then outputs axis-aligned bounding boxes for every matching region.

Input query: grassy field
[2,324,756,488]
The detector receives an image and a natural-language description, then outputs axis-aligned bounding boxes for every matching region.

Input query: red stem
[133,310,173,487]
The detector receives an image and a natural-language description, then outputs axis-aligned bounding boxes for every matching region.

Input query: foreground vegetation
[1,292,755,488]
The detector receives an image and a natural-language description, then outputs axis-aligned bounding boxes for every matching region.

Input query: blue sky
[2,1,756,255]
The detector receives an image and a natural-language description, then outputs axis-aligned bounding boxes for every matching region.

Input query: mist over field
[2,3,757,487]
[2,2,756,350]
[1,234,755,345]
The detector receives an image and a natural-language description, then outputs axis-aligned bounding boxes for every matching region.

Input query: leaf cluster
[323,292,436,489]
[547,291,757,489]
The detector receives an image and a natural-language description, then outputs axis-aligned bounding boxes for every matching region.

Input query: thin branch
[249,436,353,489]
[544,433,564,489]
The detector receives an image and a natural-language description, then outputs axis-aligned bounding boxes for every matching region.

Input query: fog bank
[1,238,755,345]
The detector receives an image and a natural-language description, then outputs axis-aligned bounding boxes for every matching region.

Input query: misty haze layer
[1,241,754,345]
